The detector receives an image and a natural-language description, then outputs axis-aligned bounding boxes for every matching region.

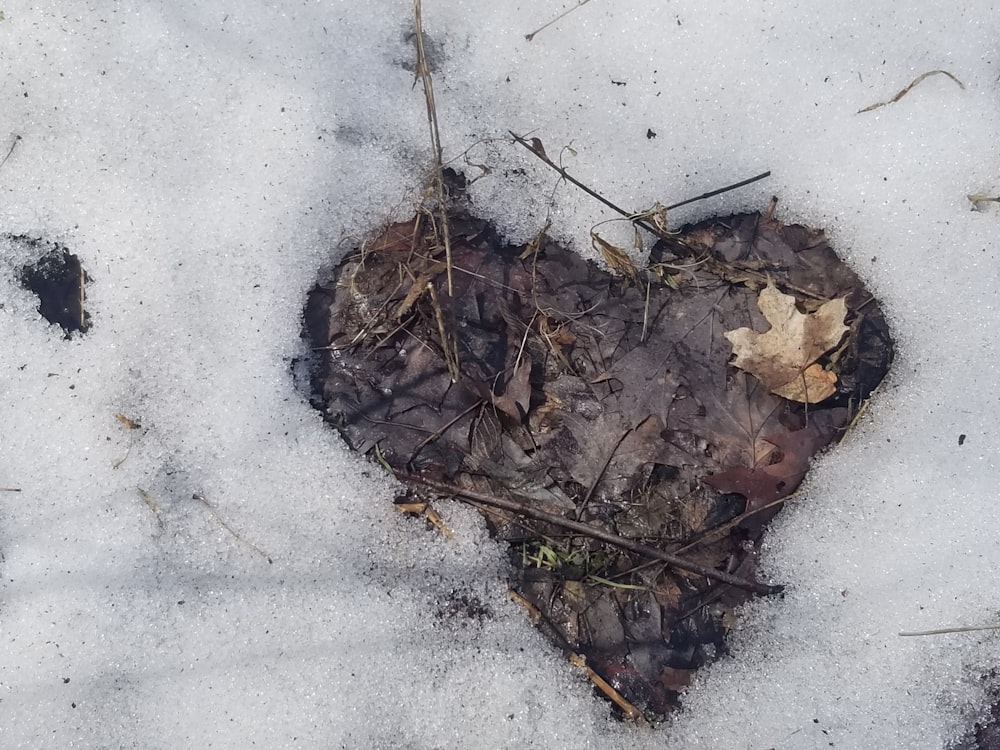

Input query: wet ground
[303,189,893,720]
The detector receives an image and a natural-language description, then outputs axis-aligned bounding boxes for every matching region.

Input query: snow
[1,1,999,747]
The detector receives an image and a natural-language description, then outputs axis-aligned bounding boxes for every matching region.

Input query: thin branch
[567,652,645,722]
[899,623,1000,637]
[0,134,20,172]
[577,426,632,517]
[397,472,783,596]
[510,130,769,239]
[525,0,592,42]
[968,193,1000,204]
[675,489,800,555]
[510,130,659,234]
[409,398,484,462]
[192,492,272,564]
[662,171,772,211]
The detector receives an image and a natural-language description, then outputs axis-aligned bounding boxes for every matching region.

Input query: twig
[899,623,1000,637]
[674,489,802,555]
[0,487,21,492]
[568,652,646,722]
[641,275,652,342]
[858,70,965,114]
[525,0,592,42]
[508,587,647,720]
[511,130,664,237]
[662,171,772,211]
[192,492,272,563]
[510,130,769,240]
[78,259,87,331]
[413,0,454,295]
[578,426,632,515]
[0,134,20,172]
[409,399,485,462]
[968,193,1000,204]
[397,472,783,595]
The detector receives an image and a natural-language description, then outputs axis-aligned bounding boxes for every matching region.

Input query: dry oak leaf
[724,281,848,404]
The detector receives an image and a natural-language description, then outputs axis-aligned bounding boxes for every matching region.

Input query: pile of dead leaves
[303,187,892,721]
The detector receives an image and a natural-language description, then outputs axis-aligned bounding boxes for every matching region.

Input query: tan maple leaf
[724,281,848,404]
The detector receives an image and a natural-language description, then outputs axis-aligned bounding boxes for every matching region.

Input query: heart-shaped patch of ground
[303,186,892,721]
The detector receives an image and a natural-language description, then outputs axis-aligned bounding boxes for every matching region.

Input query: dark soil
[303,187,892,721]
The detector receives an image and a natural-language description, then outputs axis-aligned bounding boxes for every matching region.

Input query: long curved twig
[397,471,783,596]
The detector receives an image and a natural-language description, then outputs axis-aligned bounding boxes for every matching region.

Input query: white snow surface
[1,1,999,748]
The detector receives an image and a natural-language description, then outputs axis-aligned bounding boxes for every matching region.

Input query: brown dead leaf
[491,358,533,421]
[394,497,454,538]
[703,414,839,511]
[725,281,848,403]
[774,363,837,402]
[591,231,640,281]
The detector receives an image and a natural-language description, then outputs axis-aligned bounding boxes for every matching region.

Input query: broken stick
[397,472,783,596]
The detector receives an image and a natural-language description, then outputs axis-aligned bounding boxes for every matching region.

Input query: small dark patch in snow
[436,590,493,623]
[14,238,91,336]
[398,29,445,73]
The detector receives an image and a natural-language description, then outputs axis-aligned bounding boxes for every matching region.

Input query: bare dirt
[303,184,893,720]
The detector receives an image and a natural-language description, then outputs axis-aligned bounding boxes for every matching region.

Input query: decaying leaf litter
[304,169,892,719]
[303,1,892,721]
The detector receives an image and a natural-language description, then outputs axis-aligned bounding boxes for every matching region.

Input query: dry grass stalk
[858,69,965,113]
[192,492,272,564]
[899,623,1000,637]
[413,0,454,295]
[137,488,164,529]
[506,587,645,721]
[427,280,461,382]
[568,652,646,722]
